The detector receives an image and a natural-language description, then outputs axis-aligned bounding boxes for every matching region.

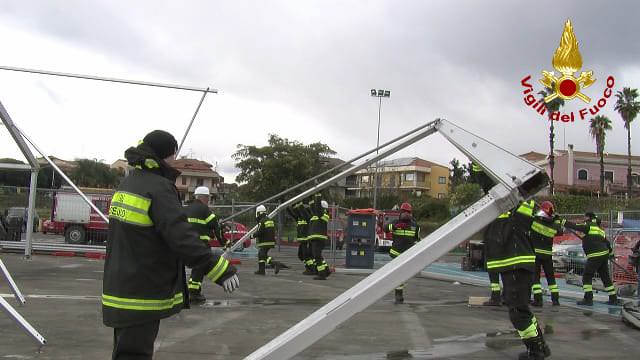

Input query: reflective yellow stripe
[257,242,275,247]
[264,220,275,228]
[605,285,616,295]
[102,292,183,311]
[583,284,593,292]
[144,159,159,169]
[204,213,217,223]
[317,261,328,271]
[588,226,606,238]
[517,318,539,339]
[393,230,416,237]
[188,280,202,290]
[109,191,153,227]
[490,283,501,291]
[188,218,207,224]
[549,284,559,293]
[586,250,609,258]
[387,223,393,232]
[389,248,401,257]
[308,235,328,240]
[498,211,511,219]
[321,214,329,222]
[199,235,210,241]
[206,257,230,282]
[516,200,534,218]
[472,163,482,172]
[531,221,557,237]
[486,256,536,269]
[534,248,553,255]
[297,220,308,225]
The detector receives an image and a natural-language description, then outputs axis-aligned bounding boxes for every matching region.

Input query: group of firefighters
[101,130,631,360]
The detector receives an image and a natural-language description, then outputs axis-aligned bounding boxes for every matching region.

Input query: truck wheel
[65,225,86,244]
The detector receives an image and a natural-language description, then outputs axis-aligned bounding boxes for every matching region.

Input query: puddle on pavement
[202,298,326,308]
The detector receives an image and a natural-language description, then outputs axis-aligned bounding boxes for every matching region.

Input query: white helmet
[321,200,328,209]
[256,205,267,217]
[194,186,210,196]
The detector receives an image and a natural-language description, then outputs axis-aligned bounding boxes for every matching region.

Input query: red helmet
[540,201,554,217]
[400,202,412,213]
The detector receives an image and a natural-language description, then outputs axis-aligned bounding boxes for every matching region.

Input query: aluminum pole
[0,259,26,305]
[24,170,38,258]
[0,296,46,346]
[14,126,109,223]
[372,95,382,210]
[176,88,209,158]
[0,65,217,94]
[225,121,439,255]
[221,121,437,223]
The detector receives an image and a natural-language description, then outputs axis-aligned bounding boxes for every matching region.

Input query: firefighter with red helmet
[529,200,565,307]
[387,202,421,304]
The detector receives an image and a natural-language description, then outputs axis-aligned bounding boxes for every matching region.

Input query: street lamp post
[370,89,390,210]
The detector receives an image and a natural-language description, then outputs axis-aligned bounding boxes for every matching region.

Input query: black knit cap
[142,130,178,159]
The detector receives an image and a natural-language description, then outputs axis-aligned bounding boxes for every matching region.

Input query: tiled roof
[379,157,448,169]
[169,158,220,176]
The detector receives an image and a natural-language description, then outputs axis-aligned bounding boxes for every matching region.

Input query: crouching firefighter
[388,202,420,304]
[287,202,314,275]
[103,130,239,360]
[530,201,564,307]
[308,193,331,280]
[485,200,551,360]
[185,186,226,304]
[565,212,620,306]
[253,205,286,275]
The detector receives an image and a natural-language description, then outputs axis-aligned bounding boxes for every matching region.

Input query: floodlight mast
[244,119,549,360]
[224,120,440,255]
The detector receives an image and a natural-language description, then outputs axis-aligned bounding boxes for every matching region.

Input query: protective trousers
[532,256,558,300]
[501,269,540,341]
[582,255,615,299]
[297,241,314,269]
[112,320,160,360]
[489,271,501,297]
[311,239,329,276]
[258,247,274,266]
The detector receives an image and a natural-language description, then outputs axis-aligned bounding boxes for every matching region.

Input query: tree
[614,87,640,194]
[538,86,565,195]
[69,159,120,188]
[589,115,613,194]
[233,134,336,201]
[449,183,483,210]
[449,158,467,191]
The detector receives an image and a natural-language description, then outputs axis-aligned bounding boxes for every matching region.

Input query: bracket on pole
[244,119,548,360]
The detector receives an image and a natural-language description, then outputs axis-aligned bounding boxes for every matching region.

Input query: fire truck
[42,191,111,244]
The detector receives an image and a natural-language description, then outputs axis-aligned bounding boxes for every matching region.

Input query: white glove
[222,274,239,293]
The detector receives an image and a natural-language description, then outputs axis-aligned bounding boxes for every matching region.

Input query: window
[92,200,109,214]
[632,173,640,186]
[404,172,415,181]
[438,176,446,184]
[577,169,588,180]
[604,171,614,183]
[361,175,370,184]
[416,172,426,182]
[181,177,187,185]
[196,178,204,186]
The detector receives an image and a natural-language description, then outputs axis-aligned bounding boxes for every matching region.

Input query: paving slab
[1,249,639,359]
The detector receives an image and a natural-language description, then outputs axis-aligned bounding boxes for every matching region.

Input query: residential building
[110,159,131,177]
[521,145,640,195]
[346,157,450,199]
[168,158,224,202]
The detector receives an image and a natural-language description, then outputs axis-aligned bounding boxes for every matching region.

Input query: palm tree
[589,115,613,194]
[614,87,640,194]
[538,86,564,195]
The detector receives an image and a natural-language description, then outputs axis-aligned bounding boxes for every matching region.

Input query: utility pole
[370,89,390,209]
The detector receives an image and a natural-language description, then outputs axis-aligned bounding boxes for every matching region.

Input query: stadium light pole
[370,89,390,210]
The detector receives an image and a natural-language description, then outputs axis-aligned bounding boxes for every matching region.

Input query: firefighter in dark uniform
[483,213,512,307]
[184,186,226,304]
[287,201,314,274]
[308,193,331,280]
[253,205,283,275]
[530,201,564,307]
[485,200,551,360]
[565,212,620,306]
[387,202,420,304]
[103,130,239,360]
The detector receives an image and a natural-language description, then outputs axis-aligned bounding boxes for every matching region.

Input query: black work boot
[274,261,281,275]
[394,289,404,304]
[607,294,622,306]
[313,272,327,280]
[483,292,502,306]
[531,293,543,307]
[577,294,593,306]
[551,293,560,306]
[189,289,206,305]
[254,262,266,275]
[518,335,550,360]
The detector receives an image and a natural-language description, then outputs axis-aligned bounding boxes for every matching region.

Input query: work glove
[395,222,408,230]
[222,274,239,293]
[223,240,232,249]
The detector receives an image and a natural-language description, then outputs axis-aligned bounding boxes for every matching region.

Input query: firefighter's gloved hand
[396,222,408,230]
[222,274,239,293]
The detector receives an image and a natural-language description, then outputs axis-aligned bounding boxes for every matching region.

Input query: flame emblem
[539,19,595,103]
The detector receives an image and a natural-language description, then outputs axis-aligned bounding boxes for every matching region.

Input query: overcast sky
[1,0,639,183]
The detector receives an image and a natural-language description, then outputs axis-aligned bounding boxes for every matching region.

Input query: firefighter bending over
[103,130,239,360]
[387,202,421,304]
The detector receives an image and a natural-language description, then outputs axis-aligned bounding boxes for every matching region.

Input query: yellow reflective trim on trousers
[109,191,153,226]
[264,220,275,228]
[490,283,501,291]
[321,214,329,222]
[586,250,609,258]
[583,284,593,292]
[588,226,606,238]
[199,235,210,241]
[486,256,536,269]
[317,262,328,271]
[188,280,202,290]
[308,235,328,240]
[531,221,557,238]
[389,248,401,257]
[534,248,553,255]
[517,320,539,339]
[257,242,275,247]
[102,293,183,311]
[206,257,230,282]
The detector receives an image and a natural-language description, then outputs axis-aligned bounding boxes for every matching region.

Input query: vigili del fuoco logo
[520,19,615,122]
